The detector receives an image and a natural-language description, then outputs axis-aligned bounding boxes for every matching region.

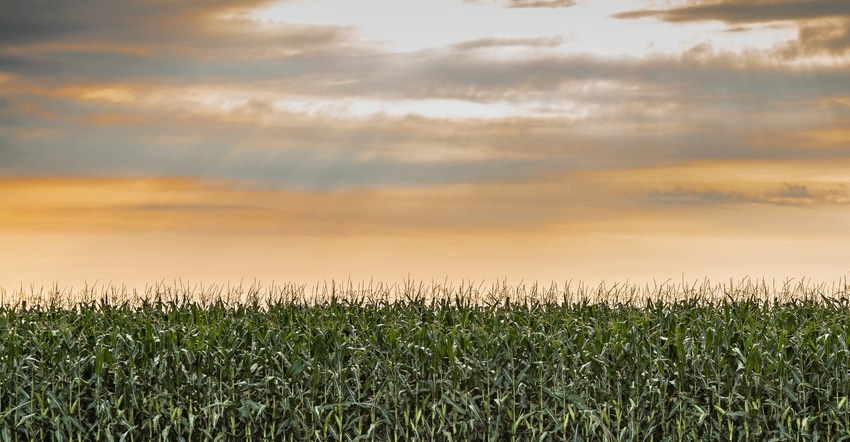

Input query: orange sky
[1,0,849,292]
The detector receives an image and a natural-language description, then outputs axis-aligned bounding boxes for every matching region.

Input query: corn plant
[1,278,849,441]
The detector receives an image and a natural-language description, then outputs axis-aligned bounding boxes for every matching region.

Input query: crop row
[2,284,850,441]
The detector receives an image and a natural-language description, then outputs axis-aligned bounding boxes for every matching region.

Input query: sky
[1,0,850,293]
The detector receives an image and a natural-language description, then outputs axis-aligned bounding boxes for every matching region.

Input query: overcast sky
[2,0,849,291]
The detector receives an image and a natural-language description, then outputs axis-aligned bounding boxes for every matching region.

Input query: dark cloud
[0,18,84,45]
[646,183,849,207]
[786,19,850,56]
[646,187,755,205]
[2,0,848,102]
[614,0,850,56]
[614,0,850,24]
[3,37,849,190]
[0,0,352,63]
[776,183,809,198]
[2,0,848,191]
[0,0,263,44]
[0,1,105,44]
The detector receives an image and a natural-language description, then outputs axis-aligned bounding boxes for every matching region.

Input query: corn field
[2,278,850,441]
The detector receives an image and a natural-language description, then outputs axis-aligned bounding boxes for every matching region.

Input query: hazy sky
[2,0,850,291]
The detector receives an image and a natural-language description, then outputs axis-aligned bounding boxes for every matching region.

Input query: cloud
[646,183,850,207]
[0,0,259,43]
[613,0,850,24]
[465,0,577,8]
[0,113,553,190]
[506,0,578,8]
[0,0,354,63]
[646,187,755,205]
[3,0,849,103]
[785,19,850,56]
[0,175,604,235]
[776,183,808,198]
[3,44,850,190]
[451,36,564,51]
[273,49,848,104]
[614,0,850,56]
[2,0,849,193]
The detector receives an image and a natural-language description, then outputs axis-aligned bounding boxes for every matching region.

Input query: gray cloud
[3,0,849,102]
[4,77,845,192]
[646,187,755,206]
[0,0,266,44]
[776,183,809,199]
[2,0,849,191]
[0,0,352,65]
[646,183,850,207]
[4,39,850,190]
[786,19,850,56]
[614,0,850,24]
[0,94,556,189]
[614,0,850,56]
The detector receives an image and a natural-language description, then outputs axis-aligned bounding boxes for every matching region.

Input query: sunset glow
[2,0,849,291]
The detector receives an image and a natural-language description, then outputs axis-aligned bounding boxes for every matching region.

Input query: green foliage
[1,279,850,441]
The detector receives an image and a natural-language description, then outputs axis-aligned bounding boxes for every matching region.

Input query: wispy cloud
[646,187,755,206]
[465,0,578,9]
[506,0,578,8]
[613,0,850,24]
[646,183,850,207]
[450,36,565,51]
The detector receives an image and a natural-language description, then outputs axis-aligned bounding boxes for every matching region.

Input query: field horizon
[3,275,850,308]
